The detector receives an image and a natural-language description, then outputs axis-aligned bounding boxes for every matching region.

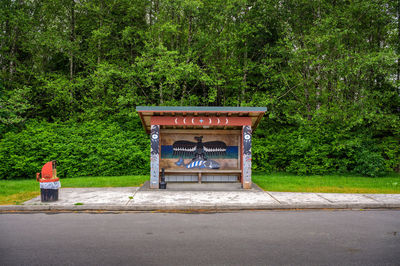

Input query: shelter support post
[242,125,252,189]
[150,125,160,189]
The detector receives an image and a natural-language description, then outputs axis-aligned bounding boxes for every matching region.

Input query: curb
[1,203,400,212]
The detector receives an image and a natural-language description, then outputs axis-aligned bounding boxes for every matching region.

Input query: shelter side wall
[242,125,252,189]
[150,125,160,189]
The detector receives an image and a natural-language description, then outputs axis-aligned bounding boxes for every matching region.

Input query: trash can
[159,168,167,189]
[39,181,60,202]
[36,161,61,202]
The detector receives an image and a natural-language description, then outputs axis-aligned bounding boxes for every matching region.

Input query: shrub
[253,119,396,177]
[0,120,149,179]
[0,115,397,179]
[353,149,386,177]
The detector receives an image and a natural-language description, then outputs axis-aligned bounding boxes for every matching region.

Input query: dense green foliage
[1,0,399,179]
[0,121,148,179]
[253,121,399,176]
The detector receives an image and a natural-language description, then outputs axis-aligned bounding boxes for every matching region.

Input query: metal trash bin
[159,168,167,189]
[36,161,61,202]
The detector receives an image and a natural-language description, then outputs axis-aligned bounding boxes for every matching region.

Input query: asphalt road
[1,210,399,266]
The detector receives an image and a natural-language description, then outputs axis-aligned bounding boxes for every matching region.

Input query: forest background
[0,0,399,180]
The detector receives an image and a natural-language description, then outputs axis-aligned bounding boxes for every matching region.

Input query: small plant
[129,196,133,199]
[74,202,84,205]
[354,149,386,177]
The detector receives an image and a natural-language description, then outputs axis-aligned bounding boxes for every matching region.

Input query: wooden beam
[160,129,241,135]
[138,112,148,133]
[253,113,265,129]
[151,116,252,126]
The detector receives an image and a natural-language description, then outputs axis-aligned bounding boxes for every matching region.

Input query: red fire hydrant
[36,161,61,202]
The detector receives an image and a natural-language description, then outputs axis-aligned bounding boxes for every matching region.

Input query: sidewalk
[1,182,400,212]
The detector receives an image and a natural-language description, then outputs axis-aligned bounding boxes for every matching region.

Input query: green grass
[61,175,148,188]
[0,175,148,205]
[0,179,39,205]
[1,173,400,205]
[253,172,400,194]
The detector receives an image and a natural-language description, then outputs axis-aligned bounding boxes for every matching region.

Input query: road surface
[1,210,399,265]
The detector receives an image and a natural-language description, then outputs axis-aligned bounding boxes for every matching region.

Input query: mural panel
[160,133,239,170]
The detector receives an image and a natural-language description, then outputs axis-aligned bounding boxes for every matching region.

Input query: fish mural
[175,158,220,169]
[173,136,225,169]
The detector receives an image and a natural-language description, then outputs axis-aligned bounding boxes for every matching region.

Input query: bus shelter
[136,106,267,189]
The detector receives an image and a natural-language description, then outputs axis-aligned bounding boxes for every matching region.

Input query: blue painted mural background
[161,145,238,159]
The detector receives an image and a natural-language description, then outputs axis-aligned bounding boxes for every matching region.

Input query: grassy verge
[253,172,400,193]
[0,175,148,205]
[61,175,148,188]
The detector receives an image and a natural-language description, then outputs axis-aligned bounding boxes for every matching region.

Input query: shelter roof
[136,106,267,133]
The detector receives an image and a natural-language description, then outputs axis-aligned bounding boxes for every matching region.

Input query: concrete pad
[268,192,332,205]
[316,193,378,204]
[17,186,400,211]
[364,194,400,204]
[24,187,138,206]
[130,191,277,206]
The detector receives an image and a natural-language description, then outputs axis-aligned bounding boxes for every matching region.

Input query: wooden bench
[163,169,241,183]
